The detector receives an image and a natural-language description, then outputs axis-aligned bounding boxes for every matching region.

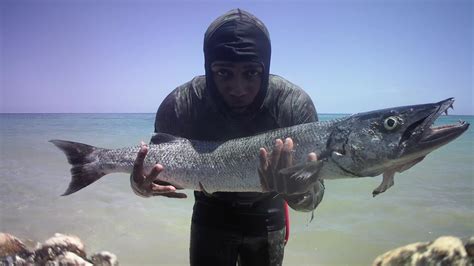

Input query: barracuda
[51,98,469,197]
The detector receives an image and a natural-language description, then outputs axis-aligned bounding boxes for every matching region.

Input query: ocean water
[0,113,472,265]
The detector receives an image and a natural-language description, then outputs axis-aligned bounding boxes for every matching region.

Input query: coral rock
[373,236,472,266]
[0,233,28,257]
[91,251,119,266]
[464,236,474,257]
[45,251,92,266]
[35,233,87,263]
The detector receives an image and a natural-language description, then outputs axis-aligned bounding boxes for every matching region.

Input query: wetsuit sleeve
[284,89,325,212]
[153,86,193,142]
[154,93,179,138]
[290,90,319,125]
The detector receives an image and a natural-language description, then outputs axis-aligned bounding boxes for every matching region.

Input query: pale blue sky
[1,0,472,114]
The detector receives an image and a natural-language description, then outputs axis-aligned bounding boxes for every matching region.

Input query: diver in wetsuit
[131,9,325,266]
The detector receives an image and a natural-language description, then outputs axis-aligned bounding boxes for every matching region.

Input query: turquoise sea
[0,113,473,265]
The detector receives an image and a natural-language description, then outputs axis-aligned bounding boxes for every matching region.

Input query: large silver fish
[51,98,469,197]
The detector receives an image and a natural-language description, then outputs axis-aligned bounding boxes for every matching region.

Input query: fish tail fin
[49,139,106,196]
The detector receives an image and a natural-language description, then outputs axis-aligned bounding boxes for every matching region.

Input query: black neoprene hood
[203,9,272,116]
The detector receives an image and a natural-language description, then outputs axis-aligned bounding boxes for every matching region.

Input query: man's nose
[229,78,247,97]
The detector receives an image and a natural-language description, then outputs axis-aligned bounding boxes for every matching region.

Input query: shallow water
[0,113,473,265]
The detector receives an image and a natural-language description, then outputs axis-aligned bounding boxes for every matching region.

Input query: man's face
[211,61,263,113]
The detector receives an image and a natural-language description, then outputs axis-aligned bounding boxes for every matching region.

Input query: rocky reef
[373,235,474,266]
[3,232,473,265]
[0,233,118,266]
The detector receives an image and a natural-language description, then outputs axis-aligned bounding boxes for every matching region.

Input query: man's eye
[216,70,230,77]
[246,70,261,77]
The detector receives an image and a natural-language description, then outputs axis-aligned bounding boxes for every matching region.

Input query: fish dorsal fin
[151,133,181,144]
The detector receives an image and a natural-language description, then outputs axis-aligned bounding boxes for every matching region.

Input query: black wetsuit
[153,9,325,266]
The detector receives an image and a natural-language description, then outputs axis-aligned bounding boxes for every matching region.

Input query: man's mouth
[228,97,250,107]
[230,106,249,113]
[226,97,253,112]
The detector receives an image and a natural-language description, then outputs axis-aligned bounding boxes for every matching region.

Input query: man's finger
[307,152,317,162]
[151,183,176,193]
[269,139,283,192]
[279,138,293,168]
[271,139,283,171]
[259,148,269,171]
[150,183,187,198]
[146,164,163,184]
[152,179,184,189]
[274,138,293,193]
[132,143,148,179]
[134,143,148,167]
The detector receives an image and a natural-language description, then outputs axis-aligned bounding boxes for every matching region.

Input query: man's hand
[130,141,187,198]
[258,138,321,195]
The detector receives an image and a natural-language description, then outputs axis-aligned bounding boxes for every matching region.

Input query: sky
[1,0,472,115]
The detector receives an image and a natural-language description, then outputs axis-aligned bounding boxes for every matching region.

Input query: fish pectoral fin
[279,161,323,194]
[372,170,396,197]
[372,157,425,197]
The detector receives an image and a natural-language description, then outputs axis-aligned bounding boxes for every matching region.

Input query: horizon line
[1,112,473,116]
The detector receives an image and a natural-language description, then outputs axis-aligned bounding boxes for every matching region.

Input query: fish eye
[384,116,401,130]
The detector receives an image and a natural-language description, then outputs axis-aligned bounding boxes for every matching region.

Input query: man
[131,9,325,266]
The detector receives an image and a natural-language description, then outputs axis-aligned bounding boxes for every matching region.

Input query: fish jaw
[399,98,470,160]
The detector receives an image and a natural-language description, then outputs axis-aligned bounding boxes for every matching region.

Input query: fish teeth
[443,103,454,116]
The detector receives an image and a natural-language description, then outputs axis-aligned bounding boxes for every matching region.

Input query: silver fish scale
[97,121,341,193]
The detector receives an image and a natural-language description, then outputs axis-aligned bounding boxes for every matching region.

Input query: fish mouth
[402,98,469,155]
